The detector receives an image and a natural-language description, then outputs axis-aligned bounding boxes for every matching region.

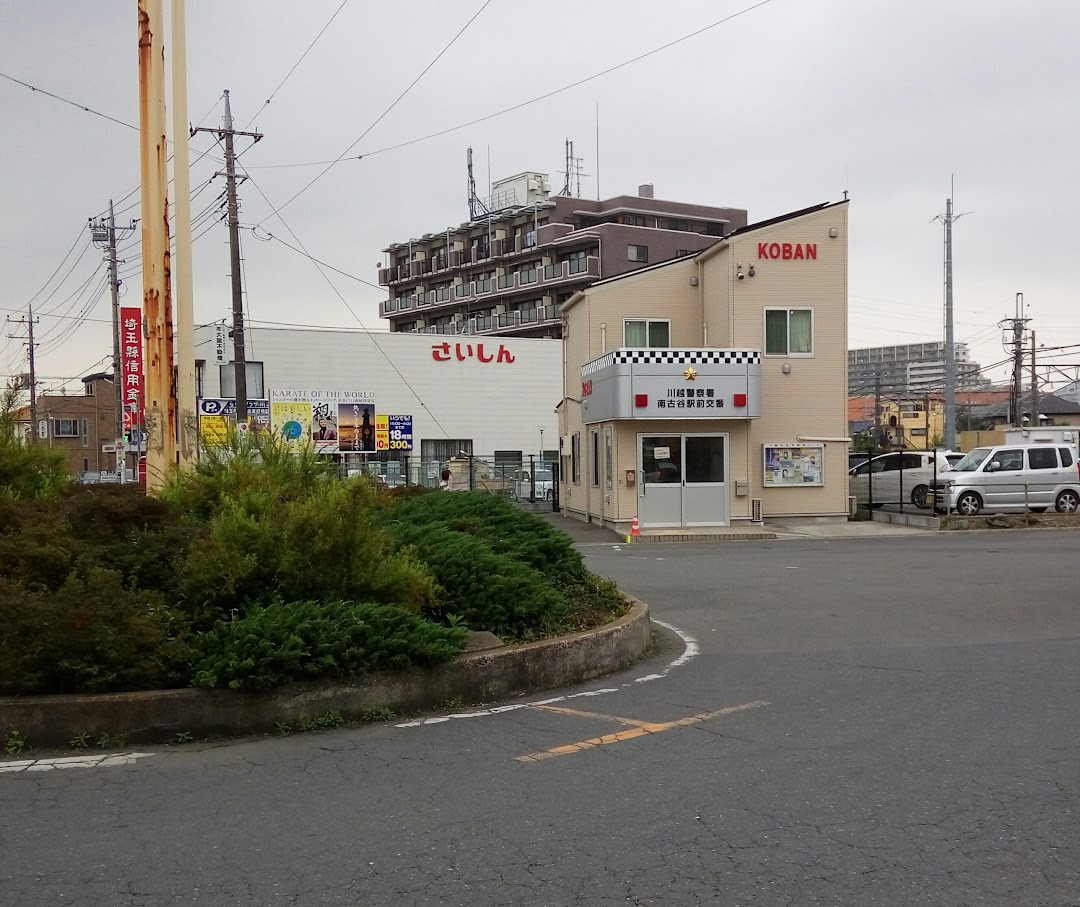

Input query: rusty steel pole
[170,0,197,465]
[138,0,176,490]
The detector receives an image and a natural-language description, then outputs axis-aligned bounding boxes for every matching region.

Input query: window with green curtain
[765,310,788,355]
[789,309,813,353]
[648,320,670,348]
[624,320,647,346]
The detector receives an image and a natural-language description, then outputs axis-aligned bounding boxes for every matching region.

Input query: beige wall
[562,203,850,525]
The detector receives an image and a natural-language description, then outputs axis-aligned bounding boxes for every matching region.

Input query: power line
[242,0,353,131]
[22,227,88,307]
[247,0,774,174]
[240,169,452,439]
[256,0,493,223]
[251,228,383,290]
[0,70,138,131]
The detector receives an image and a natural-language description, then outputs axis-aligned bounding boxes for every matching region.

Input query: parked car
[929,444,1080,515]
[849,450,962,509]
[513,466,554,502]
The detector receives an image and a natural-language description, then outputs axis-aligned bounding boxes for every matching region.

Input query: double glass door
[638,433,728,528]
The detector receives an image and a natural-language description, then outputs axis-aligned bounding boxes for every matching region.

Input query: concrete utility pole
[6,305,39,443]
[89,200,138,447]
[138,0,176,490]
[1005,292,1030,428]
[171,0,198,464]
[193,89,261,422]
[934,184,968,450]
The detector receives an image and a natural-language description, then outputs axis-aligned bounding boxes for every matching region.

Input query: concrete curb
[0,599,651,748]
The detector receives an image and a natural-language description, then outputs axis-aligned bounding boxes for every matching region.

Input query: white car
[849,450,962,509]
[514,466,554,502]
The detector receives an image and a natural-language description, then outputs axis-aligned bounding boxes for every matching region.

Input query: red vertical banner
[120,307,144,435]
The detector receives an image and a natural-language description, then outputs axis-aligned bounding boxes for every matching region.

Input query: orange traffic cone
[627,516,641,543]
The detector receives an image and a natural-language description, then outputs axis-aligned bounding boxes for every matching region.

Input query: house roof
[848,395,875,422]
[972,392,1080,418]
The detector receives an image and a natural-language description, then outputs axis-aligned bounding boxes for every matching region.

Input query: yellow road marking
[529,704,653,727]
[516,700,770,763]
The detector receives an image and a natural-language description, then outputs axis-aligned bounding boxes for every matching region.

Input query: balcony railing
[497,274,514,289]
[407,305,562,337]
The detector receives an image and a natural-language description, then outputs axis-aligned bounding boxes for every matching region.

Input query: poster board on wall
[762,443,824,487]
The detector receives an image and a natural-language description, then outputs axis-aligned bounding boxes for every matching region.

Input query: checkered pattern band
[614,350,760,365]
[582,349,760,376]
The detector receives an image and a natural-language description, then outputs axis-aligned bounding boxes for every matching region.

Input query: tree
[0,381,69,500]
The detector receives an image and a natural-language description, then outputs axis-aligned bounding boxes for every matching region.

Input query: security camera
[748,265,756,278]
[737,271,745,280]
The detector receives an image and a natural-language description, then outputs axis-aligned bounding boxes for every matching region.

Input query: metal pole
[107,201,123,447]
[1031,332,1039,428]
[943,194,957,450]
[138,0,176,491]
[171,0,197,464]
[27,304,38,444]
[1013,292,1025,428]
[222,89,248,423]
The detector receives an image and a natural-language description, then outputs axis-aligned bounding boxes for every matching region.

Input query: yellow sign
[375,414,389,451]
[199,414,230,447]
[271,401,313,445]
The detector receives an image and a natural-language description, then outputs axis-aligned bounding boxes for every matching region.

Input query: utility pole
[7,305,39,443]
[1031,332,1039,428]
[193,89,261,422]
[89,201,137,447]
[873,368,883,451]
[1004,292,1030,428]
[934,183,968,451]
[171,0,198,465]
[138,0,176,491]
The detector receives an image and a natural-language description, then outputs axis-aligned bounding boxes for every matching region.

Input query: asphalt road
[4,528,1080,906]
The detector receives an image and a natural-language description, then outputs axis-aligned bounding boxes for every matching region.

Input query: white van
[929,444,1080,515]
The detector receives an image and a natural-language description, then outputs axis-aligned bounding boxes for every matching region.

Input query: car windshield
[953,448,991,472]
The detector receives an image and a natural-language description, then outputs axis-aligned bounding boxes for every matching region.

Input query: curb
[0,599,652,748]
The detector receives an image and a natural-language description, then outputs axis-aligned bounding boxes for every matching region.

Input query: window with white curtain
[623,319,670,348]
[764,308,813,356]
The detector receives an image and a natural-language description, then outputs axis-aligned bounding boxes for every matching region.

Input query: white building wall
[195,326,562,457]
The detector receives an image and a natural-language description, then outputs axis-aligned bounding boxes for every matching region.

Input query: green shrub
[392,492,585,583]
[392,521,568,639]
[0,568,191,695]
[161,430,341,520]
[190,600,468,691]
[176,479,435,619]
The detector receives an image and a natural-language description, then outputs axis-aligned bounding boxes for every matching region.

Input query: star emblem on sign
[683,367,698,381]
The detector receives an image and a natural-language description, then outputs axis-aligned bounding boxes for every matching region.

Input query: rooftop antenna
[560,139,573,196]
[559,138,591,198]
[467,147,489,220]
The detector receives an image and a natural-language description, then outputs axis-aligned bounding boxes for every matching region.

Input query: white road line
[395,619,700,728]
[0,752,153,774]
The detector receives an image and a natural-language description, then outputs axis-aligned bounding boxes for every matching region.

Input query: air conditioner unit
[750,498,764,523]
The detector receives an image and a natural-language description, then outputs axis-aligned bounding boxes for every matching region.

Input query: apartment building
[378,172,747,339]
[848,341,988,394]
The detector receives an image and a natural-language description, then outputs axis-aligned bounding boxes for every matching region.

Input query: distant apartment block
[377,172,747,338]
[848,341,988,395]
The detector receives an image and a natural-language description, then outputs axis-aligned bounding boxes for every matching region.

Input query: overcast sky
[2,0,1078,394]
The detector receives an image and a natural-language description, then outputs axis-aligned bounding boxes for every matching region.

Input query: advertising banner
[763,444,824,487]
[270,390,375,453]
[119,307,143,436]
[338,399,377,453]
[387,415,414,452]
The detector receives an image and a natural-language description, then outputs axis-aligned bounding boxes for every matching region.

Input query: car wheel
[1055,490,1080,514]
[911,485,930,509]
[956,491,983,516]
